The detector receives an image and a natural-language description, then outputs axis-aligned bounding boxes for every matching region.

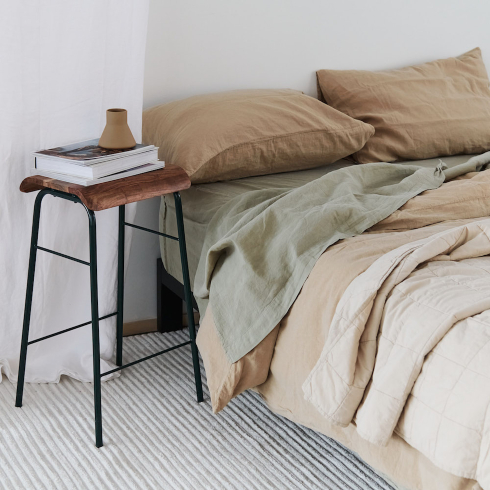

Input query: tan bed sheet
[197,169,490,490]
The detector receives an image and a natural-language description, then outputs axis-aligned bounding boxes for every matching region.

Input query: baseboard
[123,312,200,336]
[123,318,158,336]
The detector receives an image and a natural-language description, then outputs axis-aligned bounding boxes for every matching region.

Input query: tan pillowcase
[317,48,490,163]
[142,89,374,183]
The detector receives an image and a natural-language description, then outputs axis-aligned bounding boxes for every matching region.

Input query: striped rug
[0,330,394,490]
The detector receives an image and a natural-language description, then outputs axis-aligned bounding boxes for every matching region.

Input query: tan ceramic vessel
[99,108,136,150]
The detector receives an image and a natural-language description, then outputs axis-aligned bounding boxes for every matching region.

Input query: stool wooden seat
[16,166,203,448]
[19,164,190,211]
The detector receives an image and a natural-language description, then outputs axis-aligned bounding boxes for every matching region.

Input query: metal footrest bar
[124,221,179,241]
[28,312,117,345]
[100,340,191,377]
[37,246,90,266]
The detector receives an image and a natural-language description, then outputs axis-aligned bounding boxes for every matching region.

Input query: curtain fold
[0,0,149,382]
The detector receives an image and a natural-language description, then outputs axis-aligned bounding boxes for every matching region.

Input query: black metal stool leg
[87,209,103,447]
[116,205,125,366]
[174,192,204,403]
[17,186,201,448]
[16,190,47,407]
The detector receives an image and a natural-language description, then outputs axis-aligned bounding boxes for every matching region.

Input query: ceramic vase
[98,108,136,150]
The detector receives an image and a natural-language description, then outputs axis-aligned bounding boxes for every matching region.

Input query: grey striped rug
[0,330,394,490]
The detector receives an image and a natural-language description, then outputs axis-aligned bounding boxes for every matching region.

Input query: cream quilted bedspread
[304,219,490,484]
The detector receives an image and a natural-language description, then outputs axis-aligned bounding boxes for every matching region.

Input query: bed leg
[157,258,184,333]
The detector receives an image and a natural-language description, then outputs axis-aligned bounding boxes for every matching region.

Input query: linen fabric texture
[316,48,490,163]
[142,89,374,184]
[159,156,472,287]
[192,159,482,364]
[159,161,354,286]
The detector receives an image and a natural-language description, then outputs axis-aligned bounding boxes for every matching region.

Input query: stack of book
[32,138,164,186]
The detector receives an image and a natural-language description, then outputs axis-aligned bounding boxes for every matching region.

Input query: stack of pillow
[143,48,490,184]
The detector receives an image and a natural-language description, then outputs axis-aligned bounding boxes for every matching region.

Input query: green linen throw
[194,156,489,363]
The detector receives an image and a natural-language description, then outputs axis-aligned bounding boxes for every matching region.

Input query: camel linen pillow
[316,48,490,163]
[142,89,374,184]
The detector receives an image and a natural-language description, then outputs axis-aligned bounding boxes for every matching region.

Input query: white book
[33,138,159,179]
[35,151,160,179]
[31,162,166,187]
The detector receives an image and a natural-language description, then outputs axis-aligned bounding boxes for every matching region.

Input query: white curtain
[0,1,149,382]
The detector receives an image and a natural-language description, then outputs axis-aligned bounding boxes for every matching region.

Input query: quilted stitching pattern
[304,221,490,488]
[395,260,490,484]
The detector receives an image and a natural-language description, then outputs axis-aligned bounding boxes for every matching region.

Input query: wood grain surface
[20,165,191,211]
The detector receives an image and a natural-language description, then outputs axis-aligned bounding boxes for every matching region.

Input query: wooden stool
[16,166,204,447]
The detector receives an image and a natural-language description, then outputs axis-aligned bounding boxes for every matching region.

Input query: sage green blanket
[194,156,489,363]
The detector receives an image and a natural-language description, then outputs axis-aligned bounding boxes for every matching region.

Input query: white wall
[123,197,161,323]
[144,0,490,108]
[125,0,490,322]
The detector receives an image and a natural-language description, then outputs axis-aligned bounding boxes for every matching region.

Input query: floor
[0,330,394,490]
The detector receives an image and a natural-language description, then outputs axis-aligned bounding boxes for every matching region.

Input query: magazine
[35,138,155,163]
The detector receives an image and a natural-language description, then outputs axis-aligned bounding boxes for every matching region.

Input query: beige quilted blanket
[304,220,490,484]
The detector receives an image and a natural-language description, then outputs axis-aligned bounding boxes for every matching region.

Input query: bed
[144,49,490,490]
[157,155,482,490]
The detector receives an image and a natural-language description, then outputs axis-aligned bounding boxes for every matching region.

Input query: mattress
[159,154,471,286]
